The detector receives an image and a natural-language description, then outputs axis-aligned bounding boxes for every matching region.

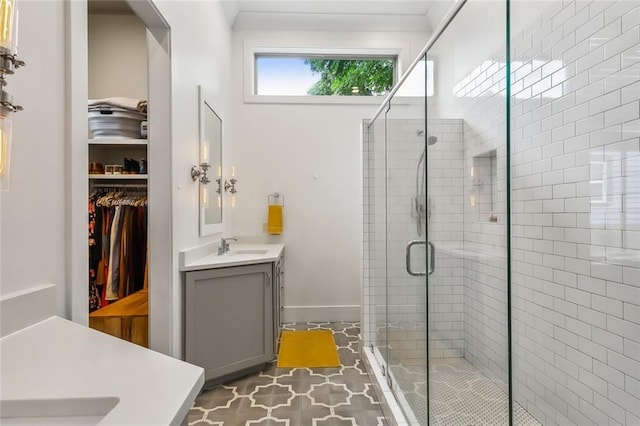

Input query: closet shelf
[89,138,148,147]
[89,289,148,347]
[89,174,148,180]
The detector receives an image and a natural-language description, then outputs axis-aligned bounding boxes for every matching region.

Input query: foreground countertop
[0,316,204,425]
[180,243,285,271]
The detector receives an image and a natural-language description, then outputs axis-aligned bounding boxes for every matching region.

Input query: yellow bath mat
[277,330,340,368]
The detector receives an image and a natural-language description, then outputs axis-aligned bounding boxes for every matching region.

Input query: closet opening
[86,0,150,346]
[68,0,171,353]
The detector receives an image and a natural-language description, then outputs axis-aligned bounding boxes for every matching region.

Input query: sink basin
[230,249,268,255]
[1,397,119,425]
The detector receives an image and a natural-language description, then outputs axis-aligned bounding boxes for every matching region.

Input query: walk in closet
[86,1,150,347]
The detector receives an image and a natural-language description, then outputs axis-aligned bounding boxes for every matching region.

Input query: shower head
[427,135,438,145]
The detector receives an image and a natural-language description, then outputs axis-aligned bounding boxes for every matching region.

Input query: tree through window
[255,54,396,97]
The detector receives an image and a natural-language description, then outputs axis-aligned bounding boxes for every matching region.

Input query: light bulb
[201,142,209,164]
[0,0,16,53]
[0,113,12,191]
[231,165,235,178]
[0,125,5,177]
[201,186,209,208]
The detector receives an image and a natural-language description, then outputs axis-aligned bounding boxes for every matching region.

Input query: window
[254,54,397,97]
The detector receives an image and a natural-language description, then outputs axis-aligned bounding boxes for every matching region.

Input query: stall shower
[362,0,640,424]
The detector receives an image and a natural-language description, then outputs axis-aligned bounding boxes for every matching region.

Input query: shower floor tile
[390,357,541,426]
[188,322,388,426]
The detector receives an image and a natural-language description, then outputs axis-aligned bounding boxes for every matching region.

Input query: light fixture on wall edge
[0,0,25,192]
[224,178,237,194]
[224,164,237,194]
[191,162,211,184]
[192,141,211,184]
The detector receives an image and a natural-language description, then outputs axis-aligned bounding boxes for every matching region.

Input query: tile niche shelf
[471,149,498,223]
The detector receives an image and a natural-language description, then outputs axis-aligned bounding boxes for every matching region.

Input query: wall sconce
[191,162,211,184]
[0,0,25,191]
[224,178,237,194]
[215,165,221,194]
[224,165,237,194]
[192,141,211,184]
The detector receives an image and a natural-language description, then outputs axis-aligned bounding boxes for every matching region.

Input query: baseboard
[0,284,57,337]
[282,305,360,323]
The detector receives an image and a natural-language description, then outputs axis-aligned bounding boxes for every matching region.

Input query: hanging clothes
[88,194,102,312]
[89,189,148,312]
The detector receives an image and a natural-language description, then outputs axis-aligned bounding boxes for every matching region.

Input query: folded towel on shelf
[267,204,283,235]
[88,97,147,113]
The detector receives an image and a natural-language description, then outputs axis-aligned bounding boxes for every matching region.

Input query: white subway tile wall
[511,0,640,424]
[451,41,510,392]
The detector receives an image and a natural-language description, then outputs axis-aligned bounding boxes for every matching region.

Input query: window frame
[244,46,404,105]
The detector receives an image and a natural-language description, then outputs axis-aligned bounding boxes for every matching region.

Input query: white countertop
[0,316,204,425]
[180,243,284,271]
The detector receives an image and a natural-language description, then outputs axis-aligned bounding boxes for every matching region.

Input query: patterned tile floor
[189,322,388,426]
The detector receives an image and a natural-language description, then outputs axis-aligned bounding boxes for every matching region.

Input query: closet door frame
[65,0,174,356]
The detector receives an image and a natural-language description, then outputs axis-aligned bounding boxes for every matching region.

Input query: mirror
[198,85,223,236]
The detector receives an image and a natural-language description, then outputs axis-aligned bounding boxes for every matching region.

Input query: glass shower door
[425,0,510,424]
[385,60,430,424]
[365,113,389,372]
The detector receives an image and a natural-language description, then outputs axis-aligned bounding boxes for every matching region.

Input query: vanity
[0,284,204,425]
[186,88,285,384]
[180,242,284,384]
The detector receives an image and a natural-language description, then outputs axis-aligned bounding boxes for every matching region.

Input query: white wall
[88,14,147,100]
[0,1,67,313]
[154,0,233,356]
[231,28,428,322]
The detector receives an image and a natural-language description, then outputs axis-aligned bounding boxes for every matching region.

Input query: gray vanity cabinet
[185,263,273,383]
[273,254,284,354]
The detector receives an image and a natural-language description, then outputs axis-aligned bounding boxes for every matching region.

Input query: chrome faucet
[218,237,238,255]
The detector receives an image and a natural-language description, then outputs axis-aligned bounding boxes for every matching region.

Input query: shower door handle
[428,241,435,276]
[406,240,427,276]
[405,240,435,276]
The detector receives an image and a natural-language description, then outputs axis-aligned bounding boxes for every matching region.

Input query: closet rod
[92,183,148,189]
